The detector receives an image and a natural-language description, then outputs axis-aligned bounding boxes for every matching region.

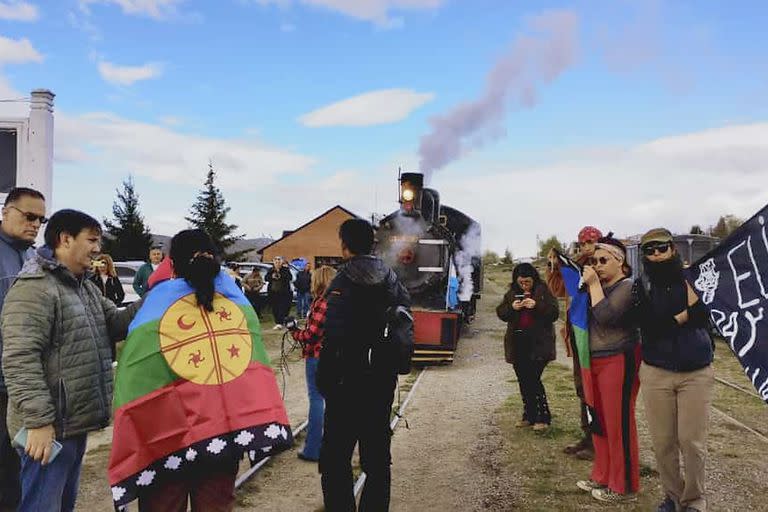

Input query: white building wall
[0,89,54,210]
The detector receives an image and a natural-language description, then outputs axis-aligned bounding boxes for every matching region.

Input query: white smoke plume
[454,222,481,301]
[418,9,579,179]
[377,212,427,270]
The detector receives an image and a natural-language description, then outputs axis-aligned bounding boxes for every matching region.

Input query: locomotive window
[0,129,17,193]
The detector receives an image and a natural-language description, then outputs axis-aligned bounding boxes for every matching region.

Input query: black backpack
[381,304,414,375]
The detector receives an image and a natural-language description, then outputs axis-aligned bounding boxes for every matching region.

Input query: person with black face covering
[632,228,714,512]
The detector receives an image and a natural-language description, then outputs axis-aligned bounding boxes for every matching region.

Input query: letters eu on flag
[684,204,768,403]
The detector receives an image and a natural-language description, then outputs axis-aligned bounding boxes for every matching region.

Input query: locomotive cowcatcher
[375,172,482,364]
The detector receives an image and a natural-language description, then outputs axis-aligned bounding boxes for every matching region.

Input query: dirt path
[231,273,519,512]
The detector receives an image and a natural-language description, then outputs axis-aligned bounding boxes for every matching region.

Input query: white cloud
[54,111,316,190]
[0,1,38,21]
[299,88,434,127]
[98,60,163,86]
[432,123,768,256]
[253,0,444,26]
[79,0,185,20]
[0,35,43,66]
[0,74,28,116]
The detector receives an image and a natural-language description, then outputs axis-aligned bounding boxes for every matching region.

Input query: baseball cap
[640,228,673,246]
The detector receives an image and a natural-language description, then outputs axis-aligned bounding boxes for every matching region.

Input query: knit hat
[640,228,673,246]
[578,226,603,243]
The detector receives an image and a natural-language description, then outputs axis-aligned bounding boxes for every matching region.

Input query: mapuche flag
[555,250,603,435]
[108,273,292,509]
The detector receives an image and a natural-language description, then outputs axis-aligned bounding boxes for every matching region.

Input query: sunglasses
[8,206,48,224]
[588,256,611,266]
[642,243,671,256]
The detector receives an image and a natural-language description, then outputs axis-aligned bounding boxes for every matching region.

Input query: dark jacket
[496,281,559,364]
[294,269,311,294]
[0,226,34,392]
[266,266,293,297]
[90,274,125,306]
[317,255,411,397]
[2,247,141,439]
[132,262,156,297]
[632,260,713,372]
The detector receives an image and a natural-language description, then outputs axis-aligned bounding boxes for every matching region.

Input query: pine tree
[501,247,514,264]
[102,176,154,261]
[538,235,565,257]
[710,214,743,240]
[186,162,246,261]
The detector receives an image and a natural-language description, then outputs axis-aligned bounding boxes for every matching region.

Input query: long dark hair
[170,229,221,311]
[510,262,541,292]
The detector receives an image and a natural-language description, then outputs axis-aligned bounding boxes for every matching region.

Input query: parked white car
[113,260,144,305]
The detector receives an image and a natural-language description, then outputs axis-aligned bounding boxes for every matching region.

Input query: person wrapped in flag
[557,236,641,504]
[108,229,292,511]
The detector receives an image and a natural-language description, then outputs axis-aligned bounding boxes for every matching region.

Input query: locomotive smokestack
[399,172,424,215]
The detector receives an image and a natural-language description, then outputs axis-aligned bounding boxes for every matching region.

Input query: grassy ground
[497,364,660,512]
[710,338,768,436]
[484,263,768,511]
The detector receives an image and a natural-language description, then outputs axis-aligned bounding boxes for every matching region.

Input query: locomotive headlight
[402,188,415,201]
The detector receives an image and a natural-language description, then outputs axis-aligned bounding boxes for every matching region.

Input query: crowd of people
[0,183,719,512]
[497,225,714,512]
[0,185,408,512]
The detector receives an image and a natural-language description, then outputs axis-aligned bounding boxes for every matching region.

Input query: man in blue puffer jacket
[0,187,46,512]
[632,228,714,512]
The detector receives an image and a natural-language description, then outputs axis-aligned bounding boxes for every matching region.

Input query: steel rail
[234,420,309,489]
[710,405,768,444]
[353,367,429,498]
[714,376,762,400]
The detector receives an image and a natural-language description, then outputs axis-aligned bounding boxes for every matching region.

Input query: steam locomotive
[375,172,482,364]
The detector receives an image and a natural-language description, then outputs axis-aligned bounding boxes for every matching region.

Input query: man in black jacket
[318,219,410,512]
[632,228,714,512]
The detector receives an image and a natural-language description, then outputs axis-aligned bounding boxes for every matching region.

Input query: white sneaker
[273,324,283,330]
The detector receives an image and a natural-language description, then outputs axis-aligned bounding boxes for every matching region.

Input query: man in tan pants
[640,364,713,511]
[632,228,714,512]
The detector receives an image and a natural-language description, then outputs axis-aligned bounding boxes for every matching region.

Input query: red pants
[590,345,641,494]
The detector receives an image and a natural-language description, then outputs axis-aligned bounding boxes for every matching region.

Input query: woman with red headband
[546,225,602,460]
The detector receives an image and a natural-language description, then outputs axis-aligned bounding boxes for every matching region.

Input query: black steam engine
[375,172,482,364]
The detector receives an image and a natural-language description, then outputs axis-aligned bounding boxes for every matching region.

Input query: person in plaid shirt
[289,265,336,461]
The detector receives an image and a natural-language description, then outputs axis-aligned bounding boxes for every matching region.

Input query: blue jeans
[302,357,324,460]
[297,292,312,318]
[16,434,87,512]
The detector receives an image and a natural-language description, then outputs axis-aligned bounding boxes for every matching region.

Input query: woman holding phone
[496,263,559,431]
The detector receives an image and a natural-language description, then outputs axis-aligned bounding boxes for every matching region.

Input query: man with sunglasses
[0,187,46,512]
[632,228,714,512]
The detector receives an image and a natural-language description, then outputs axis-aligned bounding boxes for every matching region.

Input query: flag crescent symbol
[177,315,196,330]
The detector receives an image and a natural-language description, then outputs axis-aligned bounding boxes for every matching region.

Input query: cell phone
[514,294,527,300]
[12,427,63,463]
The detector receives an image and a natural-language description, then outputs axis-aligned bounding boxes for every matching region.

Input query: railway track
[711,374,768,443]
[233,367,429,494]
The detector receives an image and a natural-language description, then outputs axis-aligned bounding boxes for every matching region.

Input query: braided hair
[170,229,221,311]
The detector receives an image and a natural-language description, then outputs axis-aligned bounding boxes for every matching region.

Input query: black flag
[683,204,768,403]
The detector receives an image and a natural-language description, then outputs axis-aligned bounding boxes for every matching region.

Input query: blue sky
[1,0,767,256]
